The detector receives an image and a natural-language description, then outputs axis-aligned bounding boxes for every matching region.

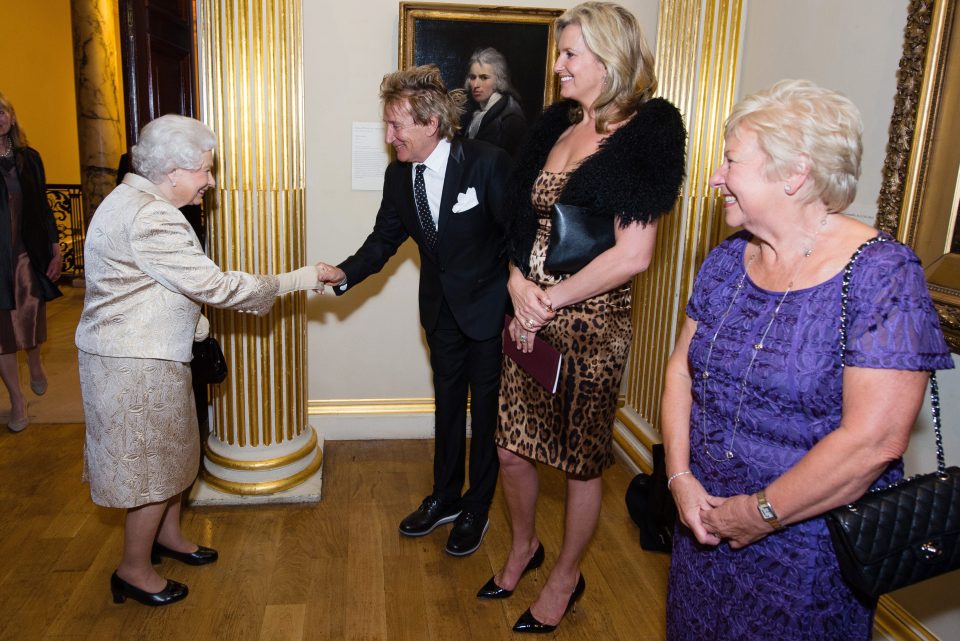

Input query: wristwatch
[756,490,784,531]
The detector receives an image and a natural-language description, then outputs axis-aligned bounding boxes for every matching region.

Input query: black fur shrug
[504,98,686,273]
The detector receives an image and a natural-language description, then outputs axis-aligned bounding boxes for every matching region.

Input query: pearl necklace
[0,136,12,158]
[699,219,827,462]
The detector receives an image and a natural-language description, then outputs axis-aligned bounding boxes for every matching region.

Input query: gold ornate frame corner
[878,0,960,350]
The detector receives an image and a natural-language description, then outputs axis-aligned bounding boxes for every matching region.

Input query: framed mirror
[877,0,960,350]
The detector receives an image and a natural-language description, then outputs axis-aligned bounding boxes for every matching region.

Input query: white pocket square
[451,187,479,213]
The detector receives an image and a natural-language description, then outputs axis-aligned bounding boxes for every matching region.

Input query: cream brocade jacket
[75,173,279,363]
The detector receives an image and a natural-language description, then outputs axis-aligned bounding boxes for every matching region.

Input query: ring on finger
[519,334,528,343]
[525,318,534,329]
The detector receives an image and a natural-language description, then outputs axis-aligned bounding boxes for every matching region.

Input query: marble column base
[189,464,323,506]
[190,425,324,505]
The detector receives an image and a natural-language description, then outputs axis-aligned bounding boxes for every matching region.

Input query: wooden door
[119,0,198,146]
[118,0,204,244]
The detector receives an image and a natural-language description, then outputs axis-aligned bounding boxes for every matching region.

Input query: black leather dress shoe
[151,542,219,566]
[512,574,586,634]
[399,495,461,536]
[110,571,188,606]
[477,542,545,599]
[444,511,490,556]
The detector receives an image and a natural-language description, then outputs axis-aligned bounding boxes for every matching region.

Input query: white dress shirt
[337,140,453,293]
[411,138,451,228]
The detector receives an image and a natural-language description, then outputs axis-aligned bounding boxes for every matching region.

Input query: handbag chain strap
[838,235,946,475]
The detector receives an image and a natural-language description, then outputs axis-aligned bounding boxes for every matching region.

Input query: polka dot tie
[414,164,438,249]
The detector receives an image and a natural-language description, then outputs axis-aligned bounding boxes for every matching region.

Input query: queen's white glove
[277,265,321,294]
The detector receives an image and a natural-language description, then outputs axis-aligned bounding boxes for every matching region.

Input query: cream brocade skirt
[79,350,200,508]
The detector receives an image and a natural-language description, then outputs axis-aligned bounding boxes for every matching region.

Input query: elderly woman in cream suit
[76,114,321,607]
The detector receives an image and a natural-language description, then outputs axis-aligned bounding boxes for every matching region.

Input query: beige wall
[303,0,658,406]
[739,0,908,224]
[1,0,81,184]
[302,0,908,412]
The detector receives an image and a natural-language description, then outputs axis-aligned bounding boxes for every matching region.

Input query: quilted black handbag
[191,336,228,385]
[825,236,960,599]
[544,203,615,273]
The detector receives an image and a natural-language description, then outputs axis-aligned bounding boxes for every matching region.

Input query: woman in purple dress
[661,79,952,640]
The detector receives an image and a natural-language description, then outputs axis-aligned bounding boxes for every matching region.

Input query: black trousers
[425,300,502,515]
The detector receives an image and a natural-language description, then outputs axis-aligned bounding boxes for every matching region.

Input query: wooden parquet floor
[0,428,669,641]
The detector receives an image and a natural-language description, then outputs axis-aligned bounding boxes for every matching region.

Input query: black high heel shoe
[477,543,545,599]
[151,542,219,566]
[512,574,586,634]
[110,571,188,606]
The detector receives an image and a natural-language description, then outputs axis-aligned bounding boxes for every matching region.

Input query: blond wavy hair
[380,65,466,141]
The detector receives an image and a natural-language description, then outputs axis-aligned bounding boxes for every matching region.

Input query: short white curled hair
[725,78,862,212]
[131,114,217,183]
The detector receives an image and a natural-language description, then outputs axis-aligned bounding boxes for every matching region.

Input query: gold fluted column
[613,0,744,472]
[191,0,322,502]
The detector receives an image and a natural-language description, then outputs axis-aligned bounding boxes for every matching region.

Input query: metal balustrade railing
[47,184,85,278]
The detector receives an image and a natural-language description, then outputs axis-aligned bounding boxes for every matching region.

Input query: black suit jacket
[337,138,513,341]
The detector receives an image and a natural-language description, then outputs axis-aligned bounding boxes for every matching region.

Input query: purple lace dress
[666,232,953,641]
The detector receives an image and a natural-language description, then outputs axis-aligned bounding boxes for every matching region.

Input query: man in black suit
[317,65,513,556]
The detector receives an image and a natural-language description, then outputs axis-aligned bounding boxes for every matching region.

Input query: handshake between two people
[275,263,345,296]
[312,261,348,295]
[192,263,337,341]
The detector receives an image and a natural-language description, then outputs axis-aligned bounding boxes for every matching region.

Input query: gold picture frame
[878,0,960,350]
[398,2,563,124]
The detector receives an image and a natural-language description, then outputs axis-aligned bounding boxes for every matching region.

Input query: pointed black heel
[476,543,545,599]
[151,542,219,566]
[110,571,188,606]
[512,574,586,634]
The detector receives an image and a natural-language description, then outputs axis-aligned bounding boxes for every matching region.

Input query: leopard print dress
[496,170,633,476]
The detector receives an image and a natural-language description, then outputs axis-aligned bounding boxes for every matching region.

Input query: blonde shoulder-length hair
[556,1,657,132]
[0,92,30,148]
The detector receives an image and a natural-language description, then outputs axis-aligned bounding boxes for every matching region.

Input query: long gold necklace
[699,219,827,462]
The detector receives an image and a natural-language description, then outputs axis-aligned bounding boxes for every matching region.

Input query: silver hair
[725,79,863,212]
[463,47,516,95]
[131,114,217,183]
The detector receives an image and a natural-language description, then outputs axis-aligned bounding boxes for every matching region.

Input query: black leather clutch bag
[544,203,615,274]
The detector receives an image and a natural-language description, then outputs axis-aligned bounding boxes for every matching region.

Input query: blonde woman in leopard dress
[475,2,685,633]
